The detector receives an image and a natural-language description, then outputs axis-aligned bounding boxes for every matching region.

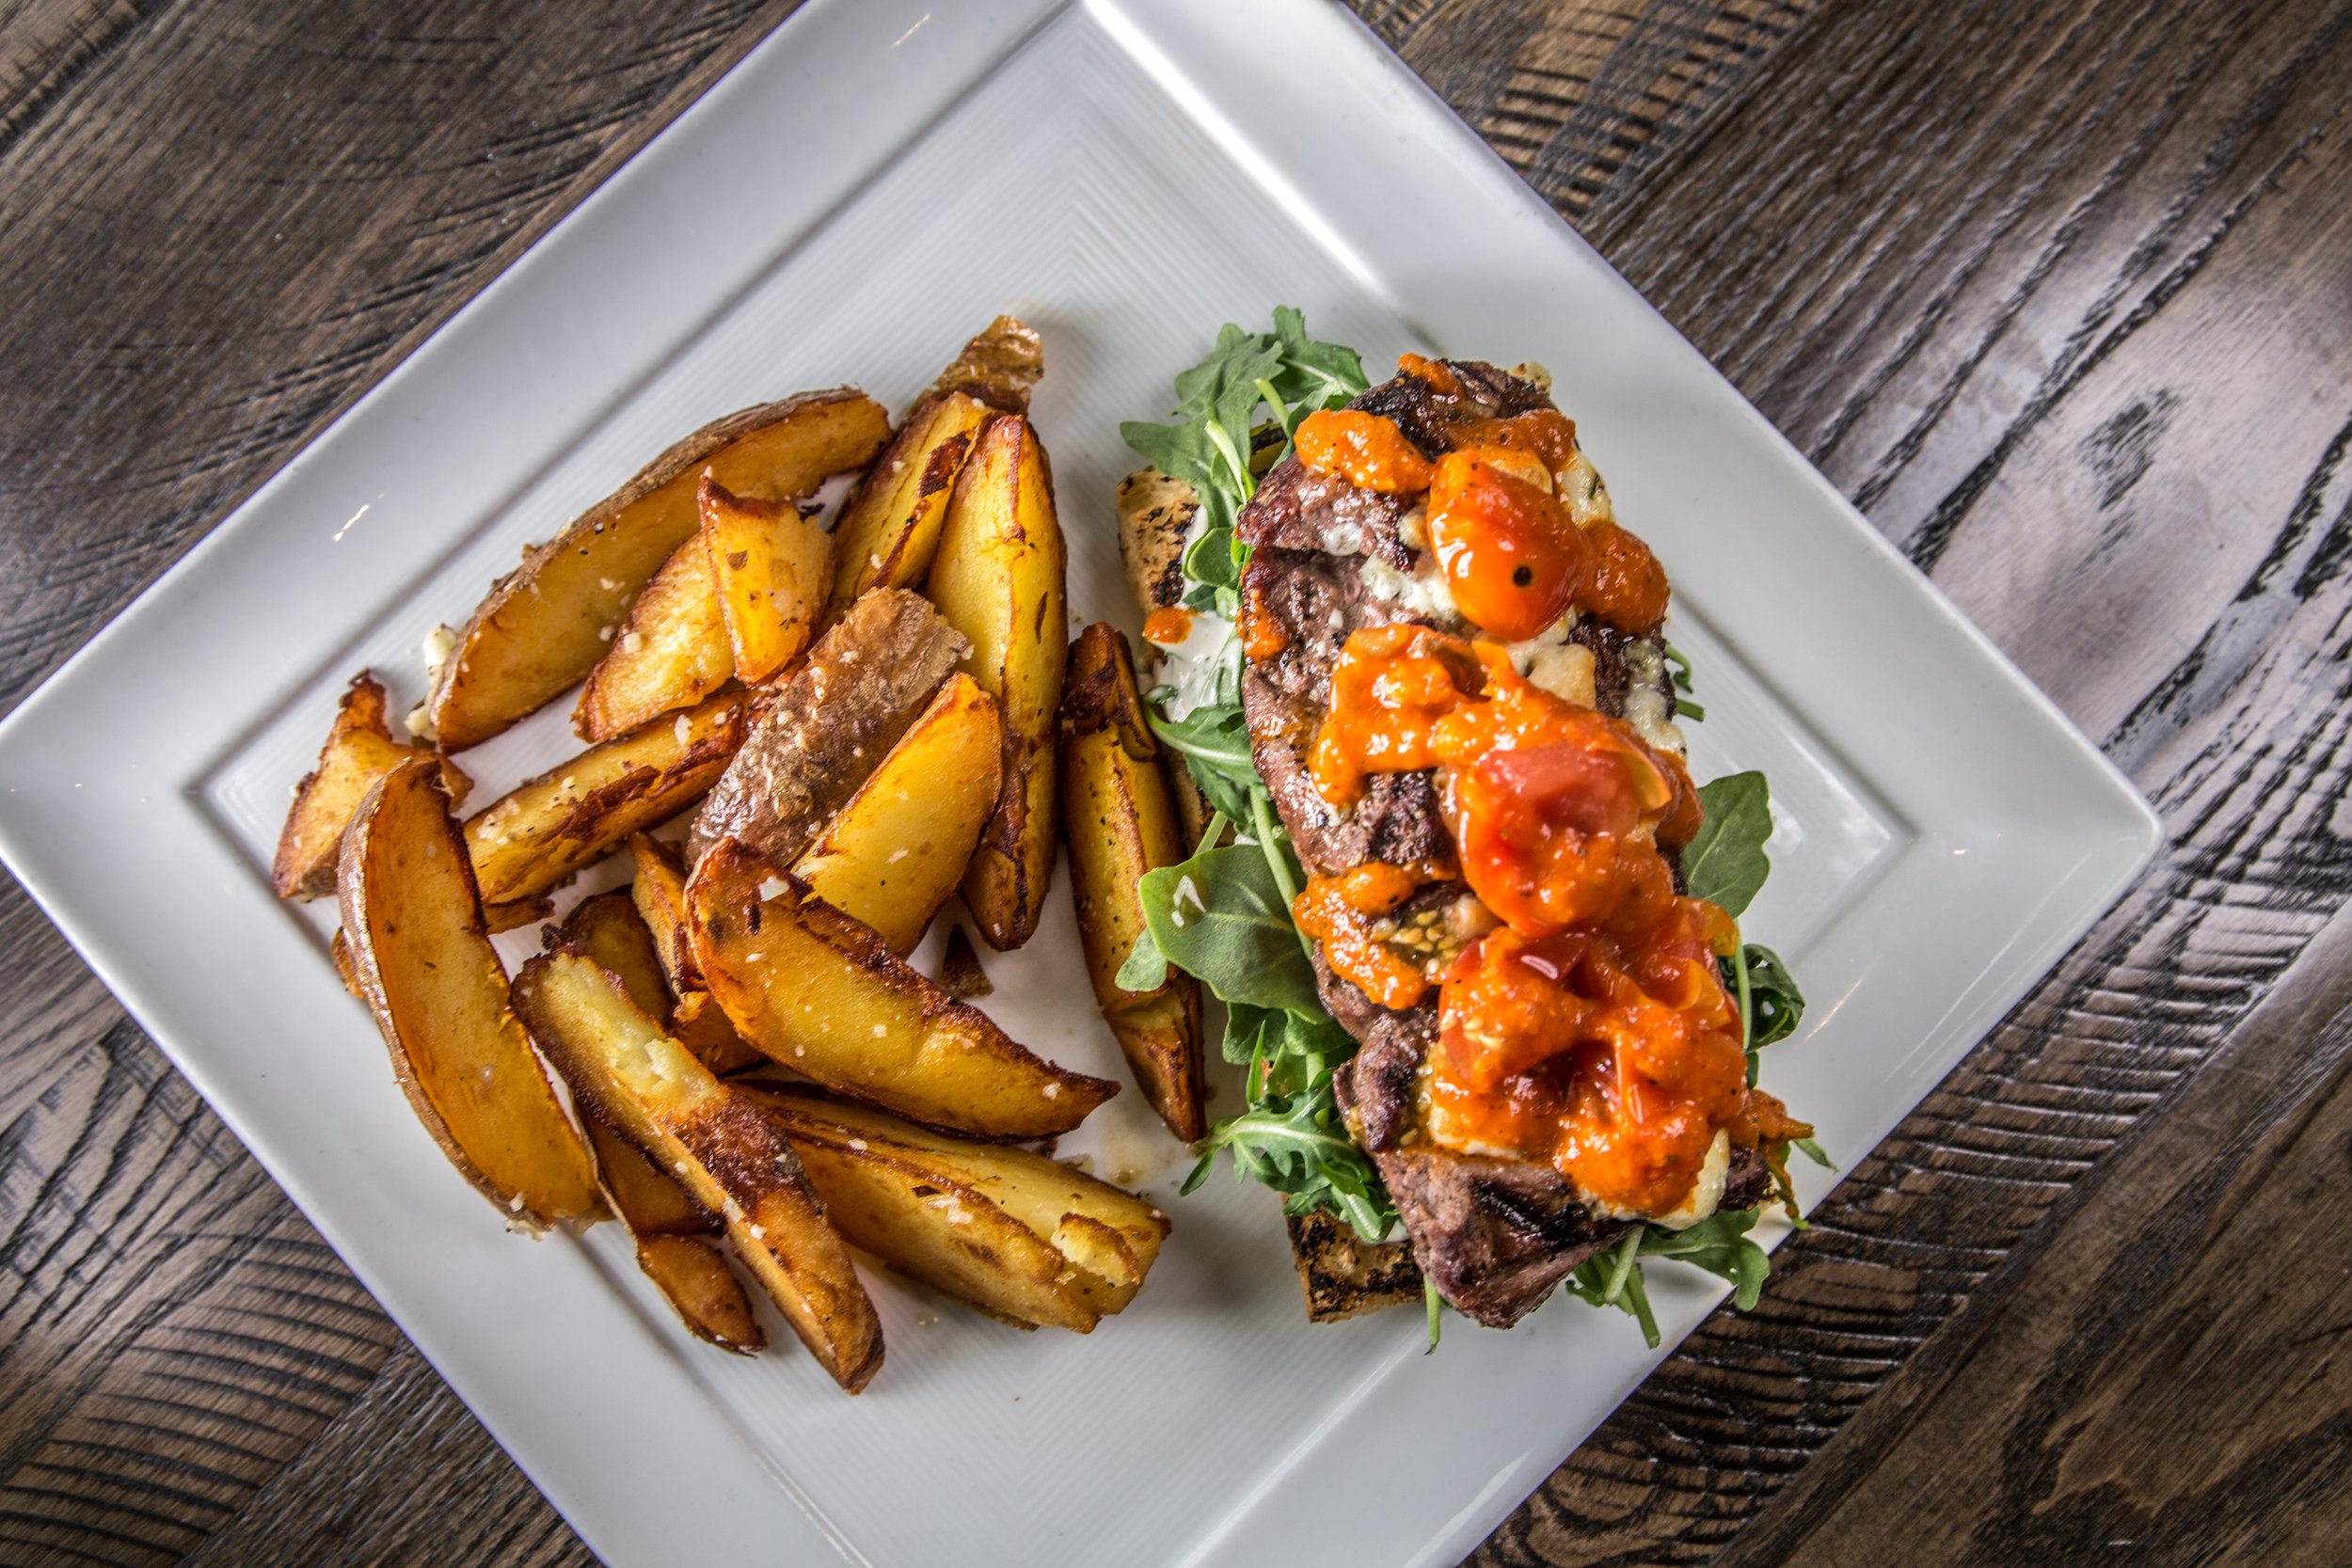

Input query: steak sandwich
[1123,326,1814,1334]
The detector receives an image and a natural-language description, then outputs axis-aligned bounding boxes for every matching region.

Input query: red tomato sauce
[1304,619,1777,1216]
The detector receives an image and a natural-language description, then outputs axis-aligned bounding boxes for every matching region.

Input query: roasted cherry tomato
[1425,451,1588,641]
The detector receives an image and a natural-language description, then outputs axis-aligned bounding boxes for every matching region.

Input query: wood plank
[0,4,801,1564]
[1458,0,2352,1561]
[0,0,2345,1564]
[1714,897,2352,1564]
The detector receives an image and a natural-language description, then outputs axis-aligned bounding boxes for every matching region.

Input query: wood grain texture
[0,0,2346,1565]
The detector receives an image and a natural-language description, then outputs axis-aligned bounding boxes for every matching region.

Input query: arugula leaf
[1724,940,1806,1085]
[1641,1207,1771,1311]
[1134,845,1325,1018]
[1115,928,1168,993]
[1740,944,1804,1050]
[1663,642,1705,721]
[1684,771,1773,916]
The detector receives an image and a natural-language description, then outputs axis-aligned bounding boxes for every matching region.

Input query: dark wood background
[3,0,2347,1562]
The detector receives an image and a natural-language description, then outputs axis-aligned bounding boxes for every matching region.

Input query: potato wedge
[483,895,554,933]
[431,389,888,750]
[1059,625,1206,1141]
[466,691,746,907]
[513,948,882,1390]
[585,1117,709,1236]
[687,588,965,870]
[934,925,993,999]
[827,393,993,613]
[635,1234,765,1353]
[701,475,830,684]
[572,532,731,741]
[687,840,1115,1137]
[581,1116,762,1354]
[628,832,696,990]
[275,673,469,898]
[670,989,764,1076]
[337,757,601,1226]
[792,673,1001,954]
[926,415,1067,950]
[924,315,1043,416]
[561,893,673,1019]
[742,1085,1168,1330]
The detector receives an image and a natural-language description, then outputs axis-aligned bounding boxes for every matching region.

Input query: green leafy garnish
[1663,642,1705,721]
[1562,1208,1774,1348]
[1684,770,1773,916]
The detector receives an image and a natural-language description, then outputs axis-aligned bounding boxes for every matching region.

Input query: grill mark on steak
[1236,359,1707,1328]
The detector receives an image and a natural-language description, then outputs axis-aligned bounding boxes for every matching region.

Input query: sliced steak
[1236,360,1693,1327]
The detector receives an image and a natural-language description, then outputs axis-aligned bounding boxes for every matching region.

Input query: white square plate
[0,2,2158,1564]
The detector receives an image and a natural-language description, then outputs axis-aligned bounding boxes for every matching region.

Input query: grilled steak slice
[1235,360,1713,1327]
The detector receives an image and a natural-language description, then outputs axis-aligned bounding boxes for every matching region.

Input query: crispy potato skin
[924,315,1043,416]
[431,389,887,751]
[580,1115,764,1354]
[793,673,1002,954]
[701,475,831,685]
[668,989,765,1076]
[634,1234,765,1354]
[1058,625,1207,1142]
[926,416,1067,951]
[742,1085,1168,1332]
[466,691,747,907]
[562,893,673,1018]
[276,673,468,899]
[687,588,965,870]
[336,758,603,1227]
[514,949,882,1390]
[628,832,697,990]
[827,394,992,615]
[573,532,731,742]
[687,841,1115,1138]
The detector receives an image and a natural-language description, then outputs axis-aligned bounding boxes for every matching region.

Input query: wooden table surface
[4,1,2348,1563]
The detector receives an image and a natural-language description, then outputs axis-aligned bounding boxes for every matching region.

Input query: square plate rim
[0,2,2163,1565]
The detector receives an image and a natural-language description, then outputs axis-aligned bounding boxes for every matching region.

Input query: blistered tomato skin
[1295,409,1435,494]
[1425,453,1588,641]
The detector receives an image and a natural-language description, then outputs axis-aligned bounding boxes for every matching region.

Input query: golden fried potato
[923,315,1043,415]
[580,1117,761,1354]
[585,1117,708,1236]
[627,832,695,990]
[686,840,1115,1138]
[700,475,830,685]
[634,1234,765,1354]
[465,691,746,907]
[792,673,1000,953]
[513,948,881,1390]
[668,989,764,1076]
[686,588,964,870]
[275,673,469,899]
[934,925,993,999]
[560,893,673,1018]
[926,416,1067,950]
[572,532,731,742]
[742,1085,1168,1330]
[430,390,888,751]
[827,393,992,614]
[483,895,554,933]
[1059,625,1206,1141]
[336,757,601,1227]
